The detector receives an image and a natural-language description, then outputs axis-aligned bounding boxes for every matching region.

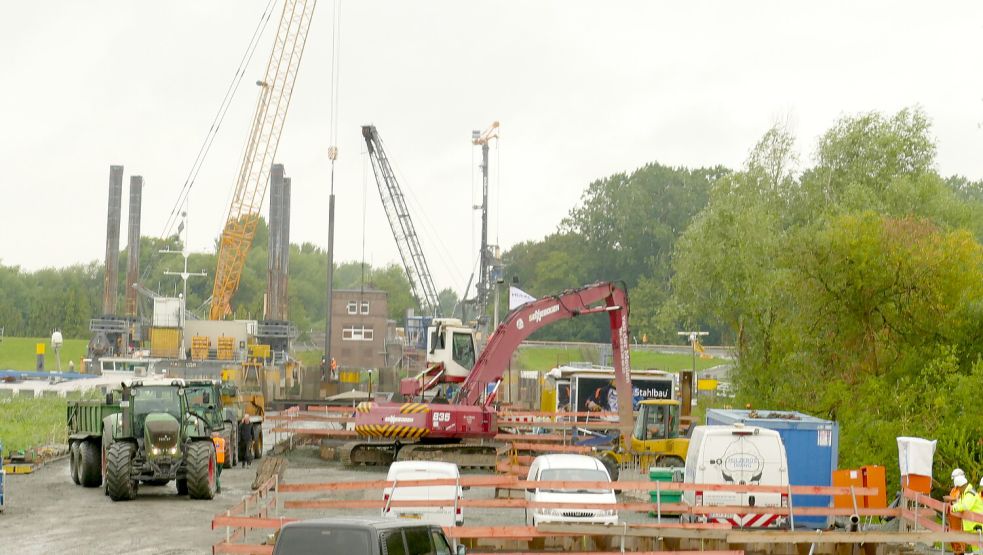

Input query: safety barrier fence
[214,474,957,554]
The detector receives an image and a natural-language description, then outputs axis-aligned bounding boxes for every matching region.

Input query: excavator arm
[455,281,633,440]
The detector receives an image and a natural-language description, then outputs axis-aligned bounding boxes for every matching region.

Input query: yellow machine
[598,399,689,481]
[220,365,266,460]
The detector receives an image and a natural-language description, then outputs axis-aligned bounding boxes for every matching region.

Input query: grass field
[515,346,726,372]
[0,336,89,371]
[0,396,68,453]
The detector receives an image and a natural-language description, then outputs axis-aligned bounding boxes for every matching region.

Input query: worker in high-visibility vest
[951,468,983,544]
[212,434,226,494]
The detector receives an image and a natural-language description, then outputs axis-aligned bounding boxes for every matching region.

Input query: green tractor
[103,379,218,501]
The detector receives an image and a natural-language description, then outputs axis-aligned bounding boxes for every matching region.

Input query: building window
[346,301,358,315]
[342,325,374,341]
[361,301,370,315]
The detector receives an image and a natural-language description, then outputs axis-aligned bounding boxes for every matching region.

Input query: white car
[524,454,618,526]
[382,461,464,528]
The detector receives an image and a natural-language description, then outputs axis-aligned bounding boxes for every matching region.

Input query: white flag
[509,286,536,309]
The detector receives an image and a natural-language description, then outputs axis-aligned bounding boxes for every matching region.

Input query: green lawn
[0,336,89,371]
[0,396,68,454]
[516,346,726,372]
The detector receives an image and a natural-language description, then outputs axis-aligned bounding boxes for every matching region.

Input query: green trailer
[66,397,120,488]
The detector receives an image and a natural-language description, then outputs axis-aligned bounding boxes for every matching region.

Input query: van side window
[431,530,451,555]
[383,530,408,555]
[404,527,434,555]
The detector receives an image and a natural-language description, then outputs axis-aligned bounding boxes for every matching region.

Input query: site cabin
[682,424,790,529]
[85,357,165,380]
[542,366,675,415]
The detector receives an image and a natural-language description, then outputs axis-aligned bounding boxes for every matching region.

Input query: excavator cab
[426,318,476,381]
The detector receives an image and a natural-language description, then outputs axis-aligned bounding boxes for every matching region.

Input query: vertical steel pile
[280,176,291,319]
[102,165,124,315]
[266,164,288,320]
[125,176,143,317]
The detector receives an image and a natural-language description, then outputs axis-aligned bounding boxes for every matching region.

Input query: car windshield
[275,527,371,554]
[539,468,612,494]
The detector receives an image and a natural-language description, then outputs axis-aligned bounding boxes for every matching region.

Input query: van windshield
[275,527,371,554]
[539,468,611,493]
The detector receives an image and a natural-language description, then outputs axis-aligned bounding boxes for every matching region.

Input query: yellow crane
[209,0,317,319]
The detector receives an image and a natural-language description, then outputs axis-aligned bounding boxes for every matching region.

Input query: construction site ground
[0,447,660,554]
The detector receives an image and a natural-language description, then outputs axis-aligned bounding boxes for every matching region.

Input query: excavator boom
[350,282,634,463]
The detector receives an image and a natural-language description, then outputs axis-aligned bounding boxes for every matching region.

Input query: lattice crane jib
[361,125,440,316]
[209,0,316,320]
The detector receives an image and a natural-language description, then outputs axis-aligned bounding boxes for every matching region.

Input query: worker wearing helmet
[951,469,983,538]
[211,433,226,494]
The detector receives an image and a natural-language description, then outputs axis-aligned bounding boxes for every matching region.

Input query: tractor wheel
[252,424,263,460]
[176,478,189,496]
[106,442,138,501]
[223,426,234,470]
[599,453,620,482]
[70,442,80,485]
[186,441,217,500]
[80,440,103,488]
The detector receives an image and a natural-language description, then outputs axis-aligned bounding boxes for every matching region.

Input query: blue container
[705,409,839,529]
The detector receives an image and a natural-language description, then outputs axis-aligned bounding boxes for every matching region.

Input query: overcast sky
[2,1,981,297]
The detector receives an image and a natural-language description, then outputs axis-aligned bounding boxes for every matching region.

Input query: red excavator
[342,281,634,467]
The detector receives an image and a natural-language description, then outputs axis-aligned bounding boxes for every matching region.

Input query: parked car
[524,454,618,526]
[681,424,790,528]
[273,517,464,555]
[383,461,464,527]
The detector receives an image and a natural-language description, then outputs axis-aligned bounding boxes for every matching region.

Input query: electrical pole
[677,330,708,419]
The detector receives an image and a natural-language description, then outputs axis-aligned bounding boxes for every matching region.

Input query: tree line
[0,219,455,340]
[505,108,983,479]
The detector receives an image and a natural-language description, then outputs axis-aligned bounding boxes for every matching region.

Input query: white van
[682,424,789,528]
[525,454,618,526]
[382,461,464,528]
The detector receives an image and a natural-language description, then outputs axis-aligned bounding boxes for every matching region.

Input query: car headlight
[151,447,160,455]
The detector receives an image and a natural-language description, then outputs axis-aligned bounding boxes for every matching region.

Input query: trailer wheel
[186,441,217,500]
[106,442,138,501]
[70,442,80,485]
[223,422,235,469]
[80,440,103,488]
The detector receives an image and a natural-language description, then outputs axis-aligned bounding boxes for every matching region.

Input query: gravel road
[0,448,658,554]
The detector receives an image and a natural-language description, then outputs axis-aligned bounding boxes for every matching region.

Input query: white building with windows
[330,288,388,369]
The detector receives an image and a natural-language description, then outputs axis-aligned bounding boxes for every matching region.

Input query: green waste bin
[649,467,683,516]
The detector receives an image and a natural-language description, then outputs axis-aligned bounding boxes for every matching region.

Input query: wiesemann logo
[529,304,560,323]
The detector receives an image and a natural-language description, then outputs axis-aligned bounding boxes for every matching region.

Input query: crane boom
[361,125,441,316]
[210,0,316,320]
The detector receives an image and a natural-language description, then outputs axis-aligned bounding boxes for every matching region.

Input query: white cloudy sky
[2,1,981,296]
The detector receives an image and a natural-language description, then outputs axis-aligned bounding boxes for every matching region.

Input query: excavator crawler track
[340,441,396,467]
[396,443,498,470]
